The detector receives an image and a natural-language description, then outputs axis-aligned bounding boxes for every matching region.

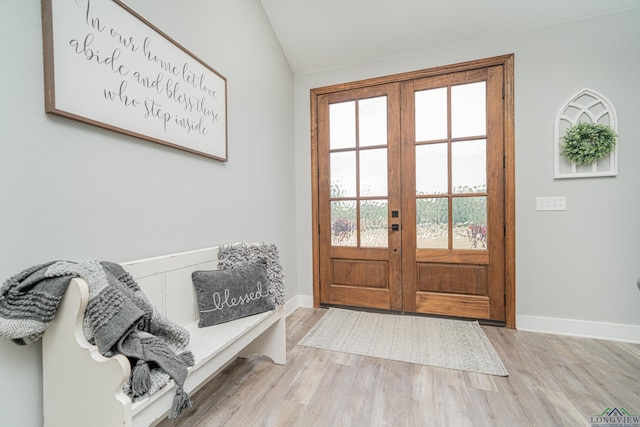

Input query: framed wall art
[42,0,228,161]
[554,88,617,179]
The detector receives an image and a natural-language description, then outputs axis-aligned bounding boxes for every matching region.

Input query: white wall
[293,9,640,341]
[0,1,294,426]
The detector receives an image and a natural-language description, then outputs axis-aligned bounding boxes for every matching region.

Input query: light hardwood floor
[158,308,640,427]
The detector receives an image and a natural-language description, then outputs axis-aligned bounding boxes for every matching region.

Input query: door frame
[310,54,516,328]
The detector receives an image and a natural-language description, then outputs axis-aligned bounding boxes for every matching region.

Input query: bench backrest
[121,247,220,327]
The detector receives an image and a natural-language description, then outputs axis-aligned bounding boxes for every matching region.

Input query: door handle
[391,224,400,231]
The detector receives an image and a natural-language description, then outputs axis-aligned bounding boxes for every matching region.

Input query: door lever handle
[391,224,400,231]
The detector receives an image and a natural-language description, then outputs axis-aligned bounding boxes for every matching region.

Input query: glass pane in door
[452,139,487,193]
[416,197,448,248]
[329,96,391,249]
[413,79,490,252]
[331,200,357,246]
[329,101,356,149]
[452,196,487,250]
[415,143,448,195]
[451,82,486,138]
[415,88,447,141]
[359,148,388,197]
[330,151,356,197]
[361,200,388,247]
[359,96,387,147]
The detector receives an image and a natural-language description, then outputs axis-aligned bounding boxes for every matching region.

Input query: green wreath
[560,122,617,165]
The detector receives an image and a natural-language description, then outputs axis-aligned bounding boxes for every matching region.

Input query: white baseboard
[284,294,314,317]
[517,315,640,344]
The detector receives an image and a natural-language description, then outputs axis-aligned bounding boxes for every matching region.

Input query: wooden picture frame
[42,0,228,161]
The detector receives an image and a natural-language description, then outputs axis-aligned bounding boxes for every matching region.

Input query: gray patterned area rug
[298,308,508,376]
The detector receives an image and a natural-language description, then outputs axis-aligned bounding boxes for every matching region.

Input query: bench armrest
[42,278,132,427]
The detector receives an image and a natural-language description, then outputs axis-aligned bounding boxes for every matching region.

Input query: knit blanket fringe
[0,260,194,420]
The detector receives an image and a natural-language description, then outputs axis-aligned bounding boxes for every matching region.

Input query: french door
[312,56,515,325]
[317,83,404,310]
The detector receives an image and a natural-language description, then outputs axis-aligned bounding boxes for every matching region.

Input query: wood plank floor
[157,308,640,427]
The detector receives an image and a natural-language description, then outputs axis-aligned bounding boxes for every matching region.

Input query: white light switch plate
[536,196,566,211]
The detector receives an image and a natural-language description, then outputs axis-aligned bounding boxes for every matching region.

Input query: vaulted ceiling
[260,0,640,75]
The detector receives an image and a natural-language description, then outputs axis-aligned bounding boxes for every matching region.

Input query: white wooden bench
[42,246,286,427]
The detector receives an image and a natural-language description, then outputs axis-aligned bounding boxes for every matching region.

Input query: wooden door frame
[310,54,516,328]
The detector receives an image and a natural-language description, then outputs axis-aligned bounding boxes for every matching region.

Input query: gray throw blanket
[0,260,194,420]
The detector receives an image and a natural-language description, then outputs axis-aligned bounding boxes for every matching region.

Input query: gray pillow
[217,243,285,306]
[192,262,276,327]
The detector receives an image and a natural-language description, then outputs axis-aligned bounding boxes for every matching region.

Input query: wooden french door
[401,67,505,321]
[317,83,403,310]
[312,56,514,325]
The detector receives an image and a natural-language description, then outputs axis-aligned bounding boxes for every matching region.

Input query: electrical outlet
[536,196,566,211]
